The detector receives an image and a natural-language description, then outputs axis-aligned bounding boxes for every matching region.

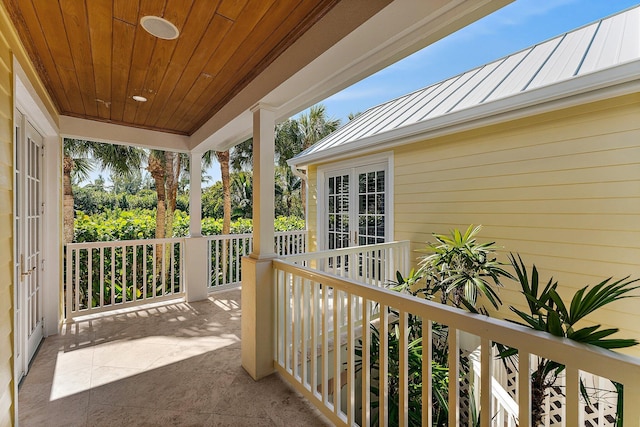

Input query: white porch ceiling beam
[59,115,190,151]
[190,0,513,153]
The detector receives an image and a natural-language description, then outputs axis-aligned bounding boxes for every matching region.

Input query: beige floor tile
[19,289,329,427]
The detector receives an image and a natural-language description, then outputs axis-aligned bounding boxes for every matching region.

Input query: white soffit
[291,5,640,167]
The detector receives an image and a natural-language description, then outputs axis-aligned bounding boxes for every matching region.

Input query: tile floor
[18,289,330,426]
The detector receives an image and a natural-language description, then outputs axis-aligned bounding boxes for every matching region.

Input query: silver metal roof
[292,5,640,165]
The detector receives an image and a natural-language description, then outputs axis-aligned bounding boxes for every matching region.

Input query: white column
[184,151,207,302]
[43,136,61,335]
[250,104,276,259]
[242,103,276,380]
[189,151,203,237]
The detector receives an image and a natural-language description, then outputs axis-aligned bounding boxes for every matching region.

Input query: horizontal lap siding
[393,94,640,356]
[307,166,318,252]
[0,5,13,425]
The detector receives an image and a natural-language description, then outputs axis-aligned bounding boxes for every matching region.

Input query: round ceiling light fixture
[140,16,179,40]
[132,95,148,102]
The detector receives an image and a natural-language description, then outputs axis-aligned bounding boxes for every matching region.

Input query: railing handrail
[202,229,306,242]
[66,236,185,249]
[65,230,307,249]
[283,240,410,262]
[272,258,640,386]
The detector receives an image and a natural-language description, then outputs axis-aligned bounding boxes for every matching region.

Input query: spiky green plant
[416,225,513,310]
[503,254,639,426]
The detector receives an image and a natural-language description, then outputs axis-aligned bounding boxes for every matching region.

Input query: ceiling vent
[140,16,179,40]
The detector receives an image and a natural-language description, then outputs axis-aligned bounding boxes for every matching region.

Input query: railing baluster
[311,280,318,398]
[74,248,80,312]
[143,244,147,300]
[379,304,388,426]
[423,318,433,426]
[100,247,104,308]
[519,351,531,427]
[286,271,292,373]
[171,241,175,294]
[111,246,116,304]
[399,309,408,427]
[87,248,92,310]
[347,292,355,425]
[122,245,126,303]
[133,244,137,302]
[293,273,300,380]
[362,297,371,426]
[448,327,460,426]
[333,288,340,414]
[480,337,492,427]
[322,282,329,406]
[65,247,72,318]
[152,243,157,298]
[565,365,579,426]
[301,278,309,390]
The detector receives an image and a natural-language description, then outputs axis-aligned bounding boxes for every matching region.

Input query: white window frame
[316,151,394,250]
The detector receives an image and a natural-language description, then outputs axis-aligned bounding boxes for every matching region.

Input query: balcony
[27,239,640,426]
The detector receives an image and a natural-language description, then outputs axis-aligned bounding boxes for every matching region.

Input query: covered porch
[4,0,640,426]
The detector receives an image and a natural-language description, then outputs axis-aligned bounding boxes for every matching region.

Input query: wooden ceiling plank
[183,0,326,133]
[164,0,275,131]
[149,13,232,129]
[133,0,194,125]
[86,0,113,120]
[139,0,221,128]
[30,0,86,114]
[216,0,248,21]
[121,0,165,125]
[110,19,136,122]
[113,0,139,26]
[4,0,71,112]
[60,0,99,118]
[188,0,340,133]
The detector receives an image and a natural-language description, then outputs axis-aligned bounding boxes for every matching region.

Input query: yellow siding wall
[307,166,318,253]
[393,94,640,355]
[0,4,56,424]
[307,94,640,357]
[0,11,14,426]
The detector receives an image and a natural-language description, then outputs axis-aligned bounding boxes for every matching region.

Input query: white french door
[325,163,389,250]
[14,112,44,381]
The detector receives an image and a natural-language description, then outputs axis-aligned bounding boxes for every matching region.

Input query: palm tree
[63,139,143,243]
[276,104,340,216]
[214,150,232,235]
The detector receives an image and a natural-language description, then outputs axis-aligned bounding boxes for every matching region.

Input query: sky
[320,0,639,124]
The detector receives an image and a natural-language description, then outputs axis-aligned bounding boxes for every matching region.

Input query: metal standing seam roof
[291,5,640,165]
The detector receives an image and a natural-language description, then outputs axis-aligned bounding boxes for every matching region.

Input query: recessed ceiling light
[140,16,179,40]
[132,95,147,102]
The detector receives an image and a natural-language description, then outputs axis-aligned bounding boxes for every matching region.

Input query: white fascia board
[189,0,512,154]
[289,60,640,168]
[59,115,190,152]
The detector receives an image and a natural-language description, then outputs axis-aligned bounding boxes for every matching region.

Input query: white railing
[284,240,410,286]
[206,230,308,292]
[471,355,519,427]
[65,238,184,320]
[272,258,640,427]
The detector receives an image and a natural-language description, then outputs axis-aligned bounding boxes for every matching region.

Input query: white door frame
[12,56,61,400]
[316,151,394,251]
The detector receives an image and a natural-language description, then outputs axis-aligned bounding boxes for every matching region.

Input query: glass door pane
[357,169,386,245]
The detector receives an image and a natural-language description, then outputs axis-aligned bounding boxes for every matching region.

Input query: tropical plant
[63,138,143,243]
[502,254,640,426]
[416,225,512,311]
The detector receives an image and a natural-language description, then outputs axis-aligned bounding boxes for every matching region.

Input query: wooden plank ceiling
[4,0,340,135]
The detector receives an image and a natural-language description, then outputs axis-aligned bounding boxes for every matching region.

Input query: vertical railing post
[184,237,207,302]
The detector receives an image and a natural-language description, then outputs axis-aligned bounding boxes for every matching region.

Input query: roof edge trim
[289,61,640,168]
